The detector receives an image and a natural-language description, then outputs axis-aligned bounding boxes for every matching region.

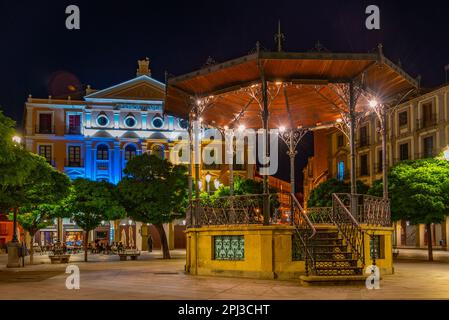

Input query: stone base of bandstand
[185,224,394,281]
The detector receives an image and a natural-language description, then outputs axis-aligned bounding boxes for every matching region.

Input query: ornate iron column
[261,72,270,225]
[279,128,308,225]
[187,115,194,227]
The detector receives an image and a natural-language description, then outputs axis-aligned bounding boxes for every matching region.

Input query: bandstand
[165,43,418,283]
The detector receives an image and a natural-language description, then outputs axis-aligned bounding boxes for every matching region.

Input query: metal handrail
[331,193,365,267]
[291,193,316,276]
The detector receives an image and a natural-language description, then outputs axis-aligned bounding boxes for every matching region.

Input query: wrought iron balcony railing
[65,159,84,168]
[416,116,438,130]
[65,126,82,135]
[35,126,55,134]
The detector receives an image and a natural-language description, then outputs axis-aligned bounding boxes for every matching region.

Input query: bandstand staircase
[291,193,367,284]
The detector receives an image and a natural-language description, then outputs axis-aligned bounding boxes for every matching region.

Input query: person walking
[147,235,153,253]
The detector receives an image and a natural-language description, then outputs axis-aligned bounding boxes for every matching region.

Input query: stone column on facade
[417,224,426,248]
[85,140,93,180]
[113,140,121,184]
[113,111,120,129]
[141,111,148,130]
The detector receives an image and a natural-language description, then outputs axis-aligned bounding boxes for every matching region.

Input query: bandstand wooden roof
[165,49,418,129]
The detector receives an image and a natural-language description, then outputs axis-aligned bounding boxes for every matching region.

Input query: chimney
[137,57,151,77]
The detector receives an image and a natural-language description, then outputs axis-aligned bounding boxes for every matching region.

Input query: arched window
[125,145,137,161]
[152,144,165,159]
[97,144,109,160]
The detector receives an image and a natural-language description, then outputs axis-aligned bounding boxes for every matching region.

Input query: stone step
[300,275,369,286]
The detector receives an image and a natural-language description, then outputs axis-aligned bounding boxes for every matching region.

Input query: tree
[5,155,70,263]
[69,179,125,262]
[368,159,449,261]
[0,110,37,189]
[118,154,188,259]
[307,178,369,207]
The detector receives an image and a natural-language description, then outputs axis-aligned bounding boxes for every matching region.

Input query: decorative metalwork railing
[196,194,267,226]
[291,193,316,276]
[331,193,365,267]
[306,207,333,224]
[359,195,391,227]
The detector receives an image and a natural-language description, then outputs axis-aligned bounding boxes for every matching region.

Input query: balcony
[65,159,84,168]
[357,167,370,177]
[374,162,383,174]
[357,137,370,148]
[35,126,55,134]
[65,126,82,135]
[416,116,438,130]
[415,150,437,160]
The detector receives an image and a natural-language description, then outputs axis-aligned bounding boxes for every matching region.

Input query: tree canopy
[307,178,369,207]
[368,159,449,225]
[69,178,125,261]
[118,154,188,259]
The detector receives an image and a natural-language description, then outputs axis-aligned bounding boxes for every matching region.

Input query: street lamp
[12,136,22,144]
[128,219,133,225]
[214,179,220,190]
[238,124,245,132]
[205,173,211,193]
[369,99,378,108]
[198,180,203,191]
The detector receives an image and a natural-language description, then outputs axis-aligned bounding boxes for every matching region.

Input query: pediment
[85,75,165,102]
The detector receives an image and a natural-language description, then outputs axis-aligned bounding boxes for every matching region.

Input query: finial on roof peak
[274,20,285,52]
[137,57,151,77]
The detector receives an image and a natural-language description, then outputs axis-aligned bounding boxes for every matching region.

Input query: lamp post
[369,99,388,200]
[205,173,211,194]
[278,126,308,225]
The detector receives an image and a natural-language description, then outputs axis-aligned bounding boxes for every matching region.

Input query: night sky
[1,0,448,190]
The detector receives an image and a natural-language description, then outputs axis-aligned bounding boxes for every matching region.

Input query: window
[151,144,165,159]
[360,154,369,176]
[96,114,109,127]
[399,143,409,161]
[337,134,344,148]
[68,146,81,167]
[97,144,109,160]
[337,161,345,181]
[423,136,434,158]
[370,235,384,259]
[214,235,244,260]
[125,145,137,161]
[124,114,137,128]
[38,145,52,163]
[399,111,408,127]
[422,102,434,128]
[359,126,369,147]
[377,150,383,173]
[38,113,53,134]
[178,118,188,129]
[152,116,164,129]
[67,114,81,134]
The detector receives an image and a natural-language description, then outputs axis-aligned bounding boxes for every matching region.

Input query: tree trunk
[426,223,433,262]
[154,224,171,259]
[29,232,35,265]
[84,230,89,262]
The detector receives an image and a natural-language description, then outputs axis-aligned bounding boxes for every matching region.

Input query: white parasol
[121,228,126,246]
[128,226,134,248]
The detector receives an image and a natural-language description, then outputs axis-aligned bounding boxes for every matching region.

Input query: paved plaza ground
[0,249,448,300]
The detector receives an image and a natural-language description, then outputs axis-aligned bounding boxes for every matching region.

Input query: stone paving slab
[0,251,449,300]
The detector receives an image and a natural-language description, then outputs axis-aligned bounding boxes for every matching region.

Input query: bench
[49,254,71,264]
[118,251,140,261]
